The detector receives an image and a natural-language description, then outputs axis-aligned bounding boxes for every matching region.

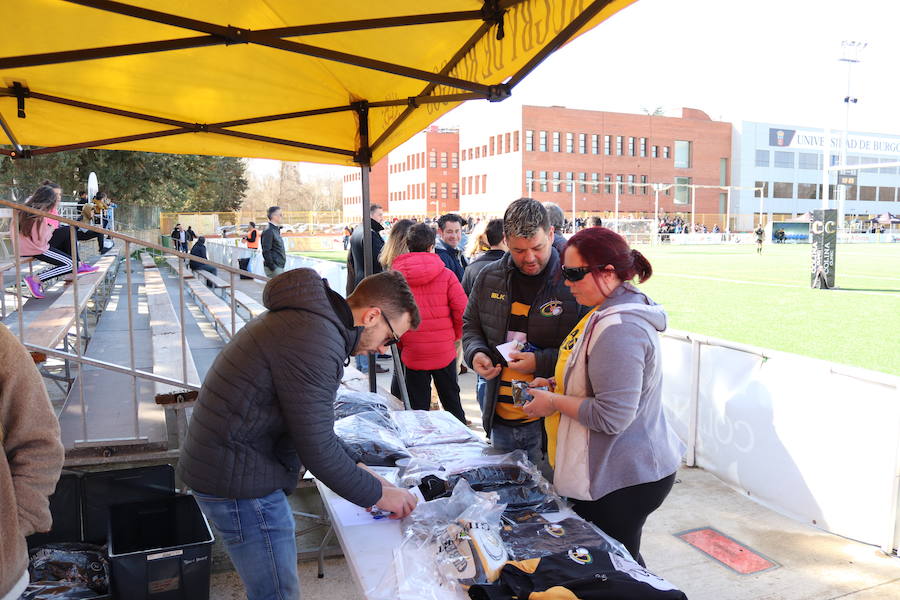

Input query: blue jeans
[490,420,544,466]
[355,354,370,373]
[193,489,300,600]
[475,375,487,412]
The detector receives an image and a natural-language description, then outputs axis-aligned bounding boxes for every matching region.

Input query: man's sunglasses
[381,311,400,346]
[560,265,607,282]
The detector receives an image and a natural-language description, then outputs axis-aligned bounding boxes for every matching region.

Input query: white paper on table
[331,495,397,527]
[496,340,523,363]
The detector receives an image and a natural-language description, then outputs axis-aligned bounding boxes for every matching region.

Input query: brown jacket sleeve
[0,324,65,536]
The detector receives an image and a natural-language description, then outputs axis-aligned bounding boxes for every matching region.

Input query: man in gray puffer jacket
[179,268,420,600]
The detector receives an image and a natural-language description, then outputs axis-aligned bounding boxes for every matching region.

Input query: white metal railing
[0,197,266,453]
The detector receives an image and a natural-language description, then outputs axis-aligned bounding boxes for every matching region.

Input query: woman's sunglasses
[560,265,608,282]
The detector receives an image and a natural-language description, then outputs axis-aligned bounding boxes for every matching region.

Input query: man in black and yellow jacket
[463,199,583,464]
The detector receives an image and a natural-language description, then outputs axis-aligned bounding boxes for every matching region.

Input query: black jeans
[392,358,466,424]
[571,472,677,567]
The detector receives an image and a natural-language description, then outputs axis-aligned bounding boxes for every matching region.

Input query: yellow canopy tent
[0,0,635,165]
[1,0,636,389]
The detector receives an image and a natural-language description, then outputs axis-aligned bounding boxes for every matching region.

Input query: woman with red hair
[523,227,685,566]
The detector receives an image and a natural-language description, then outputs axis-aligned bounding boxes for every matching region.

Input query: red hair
[564,227,653,283]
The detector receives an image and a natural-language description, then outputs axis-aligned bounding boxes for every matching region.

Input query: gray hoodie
[563,282,685,501]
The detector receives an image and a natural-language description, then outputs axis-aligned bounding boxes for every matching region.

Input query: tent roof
[0,0,635,166]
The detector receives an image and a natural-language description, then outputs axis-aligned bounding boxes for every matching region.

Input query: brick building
[342,126,460,221]
[458,105,732,219]
[342,159,387,223]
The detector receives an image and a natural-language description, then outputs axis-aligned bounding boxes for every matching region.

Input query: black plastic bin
[238,257,252,279]
[108,495,214,600]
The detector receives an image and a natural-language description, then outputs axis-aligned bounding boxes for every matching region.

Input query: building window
[441,183,448,199]
[539,131,547,152]
[452,183,459,199]
[475,147,480,159]
[604,135,611,155]
[579,172,587,193]
[878,187,896,202]
[566,132,574,153]
[663,146,670,159]
[482,174,487,193]
[505,132,511,153]
[674,176,692,204]
[616,136,623,156]
[591,173,599,193]
[797,183,818,199]
[565,172,574,193]
[773,151,794,169]
[627,174,635,194]
[489,137,495,156]
[628,137,635,157]
[604,175,612,194]
[640,138,647,158]
[451,152,458,168]
[798,153,819,170]
[674,140,692,168]
[651,145,658,158]
[525,130,534,152]
[591,134,599,154]
[513,131,519,152]
[754,149,770,167]
[430,183,437,198]
[773,182,793,198]
[552,131,561,152]
[551,171,561,192]
[578,133,587,154]
[879,158,897,175]
[525,170,535,192]
[859,186,877,201]
[615,174,623,194]
[640,174,648,194]
[429,150,437,168]
[482,144,487,155]
[539,170,548,192]
[474,176,480,195]
[440,151,448,168]
[754,181,768,198]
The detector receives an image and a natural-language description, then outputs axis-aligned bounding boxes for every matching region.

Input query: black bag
[238,257,252,279]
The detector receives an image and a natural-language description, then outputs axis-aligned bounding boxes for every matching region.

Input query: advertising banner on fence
[810,209,837,288]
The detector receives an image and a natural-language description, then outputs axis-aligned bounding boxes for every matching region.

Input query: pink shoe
[24,276,45,299]
[77,263,99,274]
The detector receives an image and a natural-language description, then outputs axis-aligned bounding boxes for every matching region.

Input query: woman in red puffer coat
[390,223,468,423]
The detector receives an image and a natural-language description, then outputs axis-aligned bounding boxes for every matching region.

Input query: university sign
[769,128,900,157]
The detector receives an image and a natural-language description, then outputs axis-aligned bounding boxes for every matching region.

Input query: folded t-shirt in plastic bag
[334,412,410,466]
[393,410,482,447]
[334,389,392,422]
[500,518,630,561]
[27,543,110,598]
[407,441,499,465]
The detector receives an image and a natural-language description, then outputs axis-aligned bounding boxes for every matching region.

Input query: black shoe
[376,353,391,359]
[374,364,389,374]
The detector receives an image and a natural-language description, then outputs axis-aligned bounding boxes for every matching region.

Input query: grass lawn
[294,250,348,263]
[634,242,900,376]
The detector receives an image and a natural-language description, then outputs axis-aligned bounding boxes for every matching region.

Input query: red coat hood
[391,252,446,285]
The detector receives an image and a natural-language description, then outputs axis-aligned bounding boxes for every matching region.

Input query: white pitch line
[655,272,899,297]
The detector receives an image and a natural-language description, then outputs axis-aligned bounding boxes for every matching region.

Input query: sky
[251,0,900,179]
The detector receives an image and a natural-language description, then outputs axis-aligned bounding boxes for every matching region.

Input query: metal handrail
[0,197,267,282]
[0,197,264,450]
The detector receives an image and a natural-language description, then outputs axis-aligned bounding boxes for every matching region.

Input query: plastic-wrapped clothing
[467,548,688,600]
[448,464,529,489]
[419,462,559,513]
[334,413,409,466]
[27,543,109,596]
[22,582,104,599]
[333,389,391,422]
[407,442,498,465]
[499,518,628,561]
[393,410,482,447]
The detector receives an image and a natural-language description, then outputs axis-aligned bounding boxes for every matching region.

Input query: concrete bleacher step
[139,252,157,269]
[185,278,246,341]
[194,268,231,293]
[230,289,266,320]
[165,256,193,278]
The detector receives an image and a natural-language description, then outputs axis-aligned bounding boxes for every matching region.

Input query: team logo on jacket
[539,300,563,316]
[568,547,593,565]
[490,291,506,301]
[544,524,566,538]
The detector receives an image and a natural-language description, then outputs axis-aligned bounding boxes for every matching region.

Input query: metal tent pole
[355,102,378,394]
